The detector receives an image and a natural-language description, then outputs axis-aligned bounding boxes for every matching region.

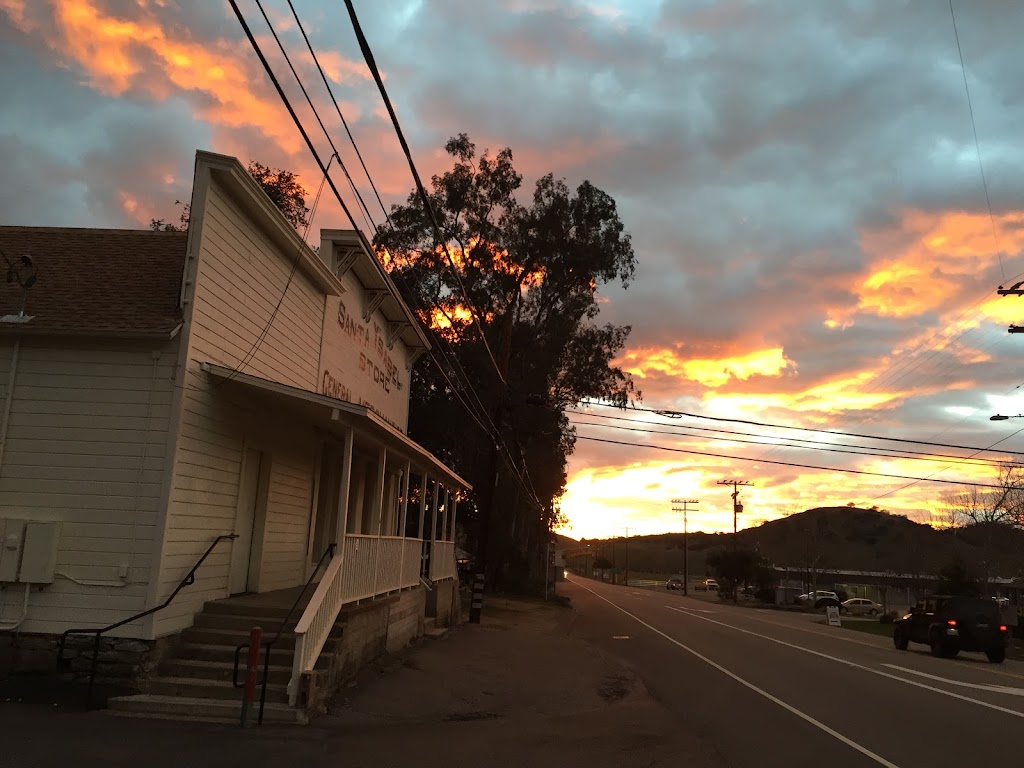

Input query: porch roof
[200,362,471,490]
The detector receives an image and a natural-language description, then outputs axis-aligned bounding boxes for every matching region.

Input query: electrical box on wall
[0,519,25,582]
[20,522,58,583]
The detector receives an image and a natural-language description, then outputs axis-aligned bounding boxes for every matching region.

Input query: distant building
[0,151,468,720]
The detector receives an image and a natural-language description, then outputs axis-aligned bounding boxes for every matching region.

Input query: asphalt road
[564,576,1022,768]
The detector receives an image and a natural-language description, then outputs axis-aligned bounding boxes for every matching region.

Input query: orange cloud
[620,346,794,387]
[856,209,1024,318]
[1,1,370,159]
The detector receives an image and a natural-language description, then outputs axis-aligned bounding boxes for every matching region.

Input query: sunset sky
[4,1,1024,539]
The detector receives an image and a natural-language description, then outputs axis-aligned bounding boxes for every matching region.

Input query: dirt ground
[1,593,715,768]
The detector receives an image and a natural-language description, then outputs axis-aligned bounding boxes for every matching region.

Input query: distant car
[666,575,685,590]
[799,590,839,604]
[842,598,883,616]
[704,579,720,592]
[893,595,1009,663]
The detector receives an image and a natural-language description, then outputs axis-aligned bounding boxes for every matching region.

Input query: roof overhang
[201,362,470,490]
[320,229,431,352]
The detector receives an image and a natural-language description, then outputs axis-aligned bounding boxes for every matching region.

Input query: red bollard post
[240,626,262,728]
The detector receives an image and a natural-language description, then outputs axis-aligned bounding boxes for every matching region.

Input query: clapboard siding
[154,176,324,637]
[0,336,177,637]
[189,180,323,389]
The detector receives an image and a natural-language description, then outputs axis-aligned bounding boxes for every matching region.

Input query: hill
[579,507,1024,581]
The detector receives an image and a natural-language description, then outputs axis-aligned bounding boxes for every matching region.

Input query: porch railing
[429,541,456,581]
[288,534,423,705]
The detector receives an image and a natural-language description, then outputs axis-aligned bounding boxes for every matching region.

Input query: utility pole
[624,527,630,588]
[469,311,515,624]
[997,282,1024,333]
[717,480,753,538]
[671,499,698,596]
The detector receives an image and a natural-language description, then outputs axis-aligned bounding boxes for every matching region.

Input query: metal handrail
[232,541,335,725]
[57,533,238,708]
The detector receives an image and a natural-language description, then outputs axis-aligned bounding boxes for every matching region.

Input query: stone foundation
[0,632,178,686]
[299,586,430,717]
[426,578,457,626]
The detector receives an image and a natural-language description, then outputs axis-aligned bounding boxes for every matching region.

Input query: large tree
[376,134,638,591]
[941,463,1024,590]
[151,161,310,232]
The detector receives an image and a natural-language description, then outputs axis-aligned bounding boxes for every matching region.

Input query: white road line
[573,579,901,768]
[664,605,714,613]
[882,665,1024,696]
[664,605,1024,720]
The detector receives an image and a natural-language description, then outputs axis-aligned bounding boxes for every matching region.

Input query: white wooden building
[0,151,467,719]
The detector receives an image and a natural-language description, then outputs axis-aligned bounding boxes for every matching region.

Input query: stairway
[107,591,344,724]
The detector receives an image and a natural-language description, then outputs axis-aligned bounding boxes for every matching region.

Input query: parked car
[842,598,883,616]
[704,579,720,592]
[893,595,1009,663]
[666,575,685,590]
[799,590,839,604]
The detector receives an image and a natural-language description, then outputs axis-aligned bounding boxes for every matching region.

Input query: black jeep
[893,595,1009,663]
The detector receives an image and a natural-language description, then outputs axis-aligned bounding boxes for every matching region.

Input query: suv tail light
[1000,625,1008,632]
[947,619,957,627]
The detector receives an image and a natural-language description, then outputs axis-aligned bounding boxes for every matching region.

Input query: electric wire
[565,413,1014,469]
[284,0,392,227]
[253,0,376,233]
[949,0,1004,281]
[577,400,1024,457]
[340,0,506,386]
[571,433,1008,490]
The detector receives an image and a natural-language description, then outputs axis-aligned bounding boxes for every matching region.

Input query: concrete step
[193,612,345,637]
[202,601,306,621]
[175,643,301,666]
[144,676,289,704]
[107,694,305,724]
[425,627,449,641]
[181,627,297,650]
[159,659,293,686]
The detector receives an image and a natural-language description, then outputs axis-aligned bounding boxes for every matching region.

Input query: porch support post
[429,480,439,580]
[335,427,355,550]
[431,481,440,545]
[417,473,428,540]
[373,446,387,535]
[449,493,459,542]
[417,473,429,577]
[400,461,411,537]
[304,440,325,578]
[440,487,450,542]
[371,446,387,595]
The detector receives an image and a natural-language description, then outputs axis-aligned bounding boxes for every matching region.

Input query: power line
[340,0,506,386]
[949,0,1004,281]
[571,432,1008,490]
[578,400,1024,457]
[252,0,375,233]
[871,424,1024,501]
[566,409,1014,468]
[283,0,392,227]
[566,417,1012,469]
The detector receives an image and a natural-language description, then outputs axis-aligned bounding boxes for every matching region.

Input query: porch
[197,364,468,708]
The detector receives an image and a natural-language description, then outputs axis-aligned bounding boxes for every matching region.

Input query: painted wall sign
[319,294,409,432]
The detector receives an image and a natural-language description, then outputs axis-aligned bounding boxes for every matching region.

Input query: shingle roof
[0,226,187,337]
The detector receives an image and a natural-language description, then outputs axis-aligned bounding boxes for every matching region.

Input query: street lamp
[990,414,1024,421]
